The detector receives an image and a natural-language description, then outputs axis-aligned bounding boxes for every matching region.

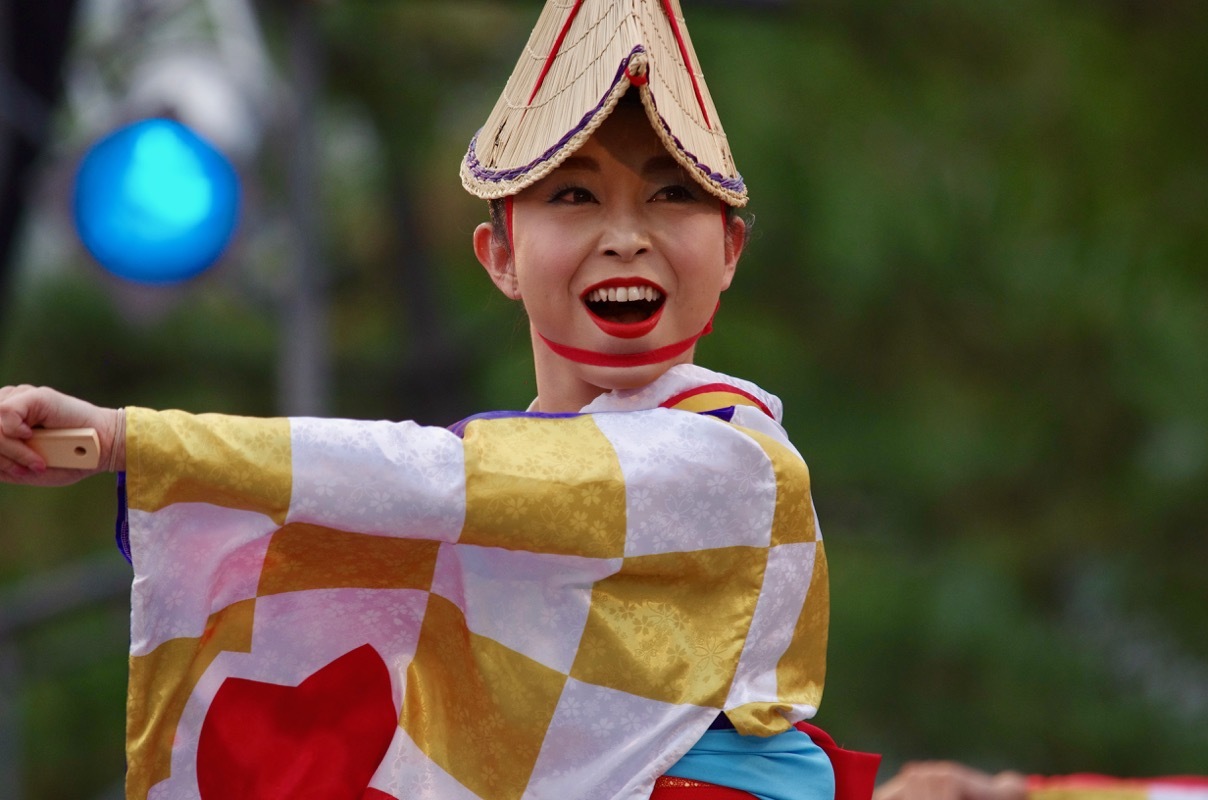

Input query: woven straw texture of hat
[461,0,747,206]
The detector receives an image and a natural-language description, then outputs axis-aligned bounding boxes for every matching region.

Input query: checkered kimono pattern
[121,365,828,800]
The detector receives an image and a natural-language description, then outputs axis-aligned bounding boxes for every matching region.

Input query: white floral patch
[368,728,482,800]
[593,410,777,557]
[288,417,465,540]
[527,679,716,800]
[431,543,622,674]
[130,504,276,654]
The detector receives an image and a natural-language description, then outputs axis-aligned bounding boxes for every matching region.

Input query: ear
[473,222,521,300]
[719,214,746,292]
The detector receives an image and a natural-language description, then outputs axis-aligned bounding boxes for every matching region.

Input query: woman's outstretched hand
[0,385,124,486]
[873,761,1028,800]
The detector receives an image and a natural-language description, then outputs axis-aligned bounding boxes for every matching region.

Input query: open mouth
[582,280,666,339]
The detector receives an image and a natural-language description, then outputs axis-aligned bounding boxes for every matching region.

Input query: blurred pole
[278,0,331,416]
[0,643,22,799]
[0,0,81,343]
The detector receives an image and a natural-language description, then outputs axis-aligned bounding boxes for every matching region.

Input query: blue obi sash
[664,724,836,800]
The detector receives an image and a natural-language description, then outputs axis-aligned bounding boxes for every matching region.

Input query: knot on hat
[625,53,649,86]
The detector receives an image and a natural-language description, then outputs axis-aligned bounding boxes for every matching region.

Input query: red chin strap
[537,306,717,368]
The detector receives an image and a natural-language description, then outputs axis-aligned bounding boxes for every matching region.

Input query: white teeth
[586,285,663,303]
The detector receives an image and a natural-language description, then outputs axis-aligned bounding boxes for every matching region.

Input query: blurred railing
[0,553,131,800]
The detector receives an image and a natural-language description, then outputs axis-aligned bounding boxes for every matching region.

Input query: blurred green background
[1,1,1205,797]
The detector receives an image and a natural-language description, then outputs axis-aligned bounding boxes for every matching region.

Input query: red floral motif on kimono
[197,644,399,800]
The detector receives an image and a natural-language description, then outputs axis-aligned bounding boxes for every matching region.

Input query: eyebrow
[552,154,685,178]
[556,156,601,173]
[642,155,683,176]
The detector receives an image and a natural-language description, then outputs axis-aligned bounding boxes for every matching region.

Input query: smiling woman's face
[474,104,746,411]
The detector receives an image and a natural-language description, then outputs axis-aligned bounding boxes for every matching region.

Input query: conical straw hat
[460,0,747,206]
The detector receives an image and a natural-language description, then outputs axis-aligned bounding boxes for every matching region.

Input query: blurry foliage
[1,0,1206,797]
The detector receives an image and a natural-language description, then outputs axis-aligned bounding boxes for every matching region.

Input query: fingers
[876,763,961,800]
[874,761,1026,800]
[0,451,36,478]
[990,771,1028,800]
[0,385,46,474]
[0,442,46,477]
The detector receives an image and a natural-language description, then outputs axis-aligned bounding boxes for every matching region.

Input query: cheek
[513,225,592,297]
[512,256,576,319]
[671,224,730,286]
[513,213,576,265]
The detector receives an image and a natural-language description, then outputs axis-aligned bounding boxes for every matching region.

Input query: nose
[600,208,650,262]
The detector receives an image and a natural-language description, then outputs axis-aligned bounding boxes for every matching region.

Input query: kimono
[118,364,832,800]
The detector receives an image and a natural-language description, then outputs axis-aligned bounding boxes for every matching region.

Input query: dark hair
[488,198,509,247]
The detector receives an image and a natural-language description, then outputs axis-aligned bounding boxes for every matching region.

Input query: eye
[548,185,597,205]
[651,183,698,203]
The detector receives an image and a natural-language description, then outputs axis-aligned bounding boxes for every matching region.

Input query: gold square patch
[403,594,567,800]
[569,547,767,708]
[127,408,292,524]
[733,425,816,546]
[257,523,439,596]
[461,415,627,559]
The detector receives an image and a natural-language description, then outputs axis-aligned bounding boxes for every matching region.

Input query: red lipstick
[580,278,665,339]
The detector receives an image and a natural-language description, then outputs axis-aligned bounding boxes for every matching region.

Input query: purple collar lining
[447,404,736,440]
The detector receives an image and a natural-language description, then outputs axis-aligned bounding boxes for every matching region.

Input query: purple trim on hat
[642,69,746,194]
[464,45,745,195]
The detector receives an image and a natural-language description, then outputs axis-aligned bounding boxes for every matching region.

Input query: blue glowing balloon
[73,118,240,284]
